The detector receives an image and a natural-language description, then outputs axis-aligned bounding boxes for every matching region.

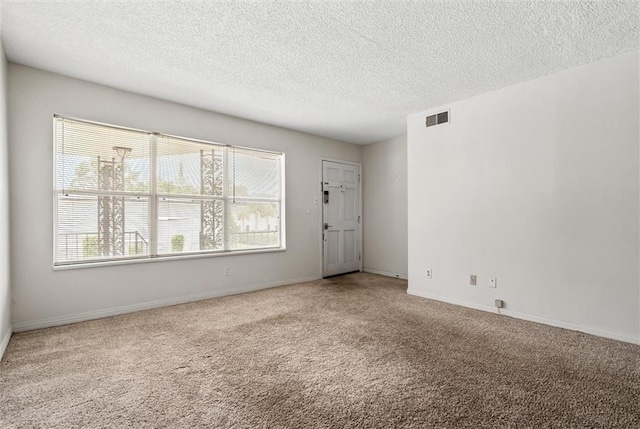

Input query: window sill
[52,247,286,271]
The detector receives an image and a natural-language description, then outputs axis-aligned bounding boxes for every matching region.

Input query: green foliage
[83,236,98,257]
[171,234,185,253]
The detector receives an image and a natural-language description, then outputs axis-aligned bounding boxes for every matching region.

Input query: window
[54,116,284,266]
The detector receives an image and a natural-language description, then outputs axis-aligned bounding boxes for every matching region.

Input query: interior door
[322,160,360,277]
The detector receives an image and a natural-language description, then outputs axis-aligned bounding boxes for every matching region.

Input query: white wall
[8,64,361,329]
[407,51,640,344]
[0,43,11,359]
[362,135,408,279]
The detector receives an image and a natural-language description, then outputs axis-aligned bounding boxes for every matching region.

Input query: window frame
[53,115,286,269]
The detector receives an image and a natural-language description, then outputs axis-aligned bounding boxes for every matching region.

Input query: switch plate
[224,267,231,276]
[470,275,477,286]
[489,276,497,288]
[426,269,432,279]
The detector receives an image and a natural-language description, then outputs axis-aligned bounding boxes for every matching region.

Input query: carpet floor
[1,273,639,428]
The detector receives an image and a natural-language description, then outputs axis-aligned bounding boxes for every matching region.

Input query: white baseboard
[407,288,640,345]
[0,327,12,362]
[363,267,408,280]
[12,276,321,333]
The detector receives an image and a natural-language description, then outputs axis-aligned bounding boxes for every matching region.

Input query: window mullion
[149,133,158,257]
[223,145,230,251]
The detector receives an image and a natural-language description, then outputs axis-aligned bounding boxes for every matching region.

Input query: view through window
[54,116,284,266]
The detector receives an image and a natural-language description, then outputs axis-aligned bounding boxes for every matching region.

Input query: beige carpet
[1,273,638,428]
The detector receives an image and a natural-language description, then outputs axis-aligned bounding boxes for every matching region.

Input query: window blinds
[54,117,152,264]
[54,116,284,266]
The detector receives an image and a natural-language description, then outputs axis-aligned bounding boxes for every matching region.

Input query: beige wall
[362,135,407,279]
[407,51,639,343]
[8,64,362,329]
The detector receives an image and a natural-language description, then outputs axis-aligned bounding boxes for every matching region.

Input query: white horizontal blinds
[55,117,150,194]
[56,195,150,263]
[54,115,284,265]
[156,135,224,197]
[54,117,152,264]
[228,147,281,250]
[229,148,281,200]
[156,135,225,254]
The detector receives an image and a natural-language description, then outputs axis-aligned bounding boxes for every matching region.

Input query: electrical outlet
[489,276,497,288]
[224,267,231,276]
[426,269,432,279]
[470,275,477,286]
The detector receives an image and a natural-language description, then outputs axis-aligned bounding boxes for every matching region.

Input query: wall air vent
[426,110,449,127]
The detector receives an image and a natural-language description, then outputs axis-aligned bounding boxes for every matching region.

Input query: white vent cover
[426,110,449,127]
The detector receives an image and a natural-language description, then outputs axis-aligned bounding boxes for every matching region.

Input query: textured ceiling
[1,1,638,144]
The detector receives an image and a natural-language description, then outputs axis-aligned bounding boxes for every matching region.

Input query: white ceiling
[1,1,638,144]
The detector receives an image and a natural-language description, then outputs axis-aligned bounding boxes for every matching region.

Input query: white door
[322,160,361,277]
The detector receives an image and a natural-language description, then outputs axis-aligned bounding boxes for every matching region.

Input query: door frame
[319,158,363,278]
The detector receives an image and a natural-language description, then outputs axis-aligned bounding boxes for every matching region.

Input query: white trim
[0,327,12,362]
[149,133,158,256]
[13,276,321,332]
[407,289,640,345]
[52,117,59,268]
[363,267,407,280]
[279,153,286,250]
[318,162,323,277]
[53,247,285,270]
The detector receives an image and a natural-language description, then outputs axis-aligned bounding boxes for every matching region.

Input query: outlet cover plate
[470,275,477,286]
[489,276,497,288]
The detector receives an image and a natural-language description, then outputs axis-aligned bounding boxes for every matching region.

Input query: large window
[54,116,284,266]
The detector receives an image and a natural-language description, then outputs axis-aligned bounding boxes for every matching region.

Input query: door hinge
[357,215,361,224]
[359,252,361,261]
[358,174,361,183]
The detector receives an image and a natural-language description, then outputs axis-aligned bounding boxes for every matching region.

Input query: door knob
[324,223,333,230]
